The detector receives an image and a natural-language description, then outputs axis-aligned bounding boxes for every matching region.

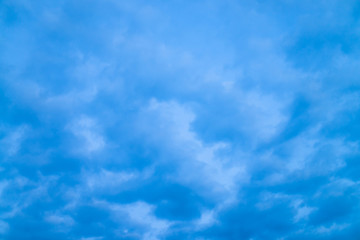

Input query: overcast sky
[1,0,360,239]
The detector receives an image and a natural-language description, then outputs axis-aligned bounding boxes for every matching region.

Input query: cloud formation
[1,0,360,239]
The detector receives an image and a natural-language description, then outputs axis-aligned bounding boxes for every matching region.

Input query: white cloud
[316,223,350,234]
[240,90,289,141]
[63,167,154,210]
[256,191,316,222]
[256,192,289,210]
[0,174,57,219]
[293,205,315,222]
[45,86,98,107]
[315,177,358,197]
[80,237,104,240]
[194,209,217,229]
[285,130,354,174]
[82,169,140,193]
[138,99,248,202]
[67,116,105,154]
[96,200,171,240]
[291,199,316,223]
[257,125,357,187]
[44,212,75,226]
[0,125,29,157]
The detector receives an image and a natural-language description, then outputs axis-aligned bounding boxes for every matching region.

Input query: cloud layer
[1,0,360,239]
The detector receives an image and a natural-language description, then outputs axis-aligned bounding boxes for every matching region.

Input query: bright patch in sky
[1,1,360,239]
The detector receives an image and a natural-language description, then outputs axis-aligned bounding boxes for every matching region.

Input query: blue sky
[1,0,360,239]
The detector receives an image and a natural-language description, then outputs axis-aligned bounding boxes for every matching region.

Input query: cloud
[1,0,360,239]
[83,169,137,193]
[0,125,28,157]
[44,212,75,227]
[66,116,106,154]
[137,99,247,202]
[95,200,172,240]
[316,223,350,235]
